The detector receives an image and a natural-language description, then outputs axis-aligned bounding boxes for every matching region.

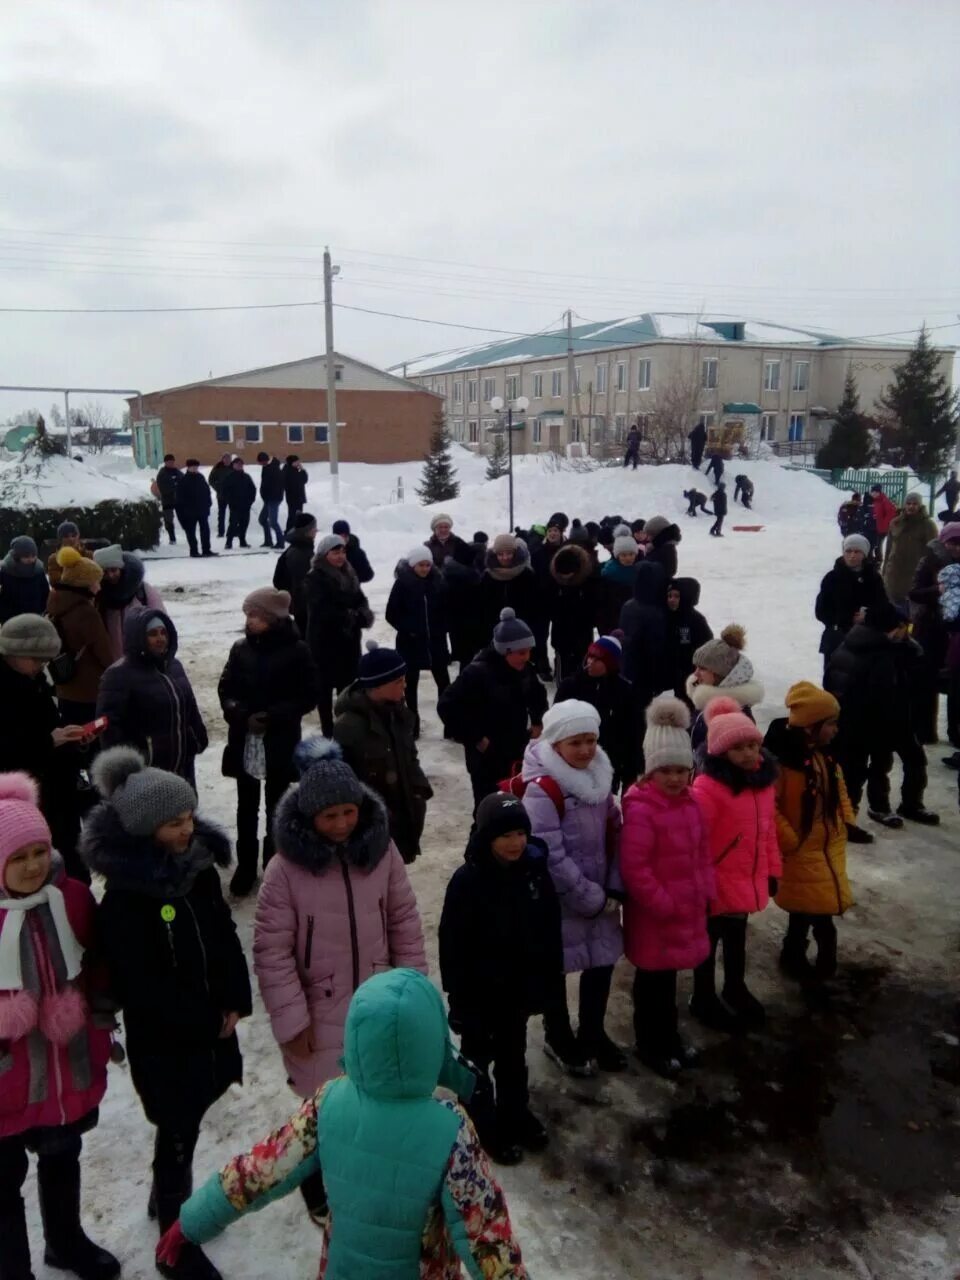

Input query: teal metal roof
[723,402,762,414]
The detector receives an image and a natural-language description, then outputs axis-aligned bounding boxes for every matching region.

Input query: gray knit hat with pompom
[292,737,365,815]
[92,746,197,836]
[643,695,693,774]
[492,606,534,654]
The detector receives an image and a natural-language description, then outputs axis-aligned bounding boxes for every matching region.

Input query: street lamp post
[489,394,529,530]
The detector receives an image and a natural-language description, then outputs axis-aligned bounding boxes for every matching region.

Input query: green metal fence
[784,465,909,505]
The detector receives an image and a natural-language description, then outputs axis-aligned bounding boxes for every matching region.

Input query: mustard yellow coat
[773,752,855,916]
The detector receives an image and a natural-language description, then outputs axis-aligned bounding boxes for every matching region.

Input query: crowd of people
[0,474,956,1280]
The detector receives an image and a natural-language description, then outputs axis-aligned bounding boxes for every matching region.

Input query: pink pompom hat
[0,773,51,887]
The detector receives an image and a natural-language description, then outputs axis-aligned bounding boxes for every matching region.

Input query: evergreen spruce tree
[416,411,460,504]
[816,366,872,469]
[485,431,509,480]
[877,326,959,472]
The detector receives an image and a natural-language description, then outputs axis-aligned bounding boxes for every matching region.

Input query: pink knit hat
[704,696,763,756]
[0,773,52,885]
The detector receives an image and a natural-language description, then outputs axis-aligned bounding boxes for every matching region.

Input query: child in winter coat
[82,747,251,1280]
[0,773,118,1280]
[521,699,624,1076]
[621,698,714,1078]
[764,682,854,986]
[686,624,764,755]
[938,560,960,624]
[156,969,528,1280]
[440,792,561,1164]
[254,738,427,1101]
[0,536,49,624]
[554,634,631,789]
[690,696,781,1030]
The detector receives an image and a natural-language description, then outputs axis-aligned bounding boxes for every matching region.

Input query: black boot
[230,840,259,897]
[690,930,742,1032]
[896,804,940,826]
[155,1197,222,1280]
[0,1197,34,1280]
[37,1150,120,1280]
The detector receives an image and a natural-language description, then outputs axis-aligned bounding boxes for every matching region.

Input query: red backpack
[497,768,565,819]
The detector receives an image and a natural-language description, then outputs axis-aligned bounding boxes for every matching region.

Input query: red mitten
[156,1221,185,1266]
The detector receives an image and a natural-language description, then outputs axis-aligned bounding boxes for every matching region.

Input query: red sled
[731,525,765,532]
[498,768,565,818]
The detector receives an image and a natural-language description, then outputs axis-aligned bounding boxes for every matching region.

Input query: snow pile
[0,451,147,509]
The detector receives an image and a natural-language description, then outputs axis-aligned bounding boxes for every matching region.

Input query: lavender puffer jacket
[254,786,427,1098]
[521,737,622,973]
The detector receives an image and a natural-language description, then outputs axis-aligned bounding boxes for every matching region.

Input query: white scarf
[535,744,614,805]
[0,884,85,991]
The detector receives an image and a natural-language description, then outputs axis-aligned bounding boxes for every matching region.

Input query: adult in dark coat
[304,534,373,735]
[174,459,215,558]
[815,535,889,670]
[218,588,318,895]
[438,609,547,810]
[222,458,256,549]
[619,560,670,776]
[909,526,960,747]
[0,536,49,623]
[208,453,233,538]
[256,453,286,548]
[643,516,681,578]
[385,549,450,727]
[333,648,433,864]
[0,613,86,880]
[440,541,484,669]
[622,425,641,470]
[705,452,724,485]
[426,513,469,568]
[282,455,309,529]
[546,543,599,684]
[688,422,706,470]
[826,604,937,825]
[153,455,182,545]
[273,513,316,636]
[97,609,208,784]
[837,493,868,540]
[82,748,251,1266]
[476,535,543,651]
[529,524,565,674]
[935,471,960,517]
[332,519,374,583]
[554,636,632,788]
[439,794,562,1158]
[664,577,713,702]
[709,483,728,536]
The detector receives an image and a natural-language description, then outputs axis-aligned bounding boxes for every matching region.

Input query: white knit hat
[644,696,693,773]
[540,699,601,744]
[406,545,433,567]
[842,534,871,555]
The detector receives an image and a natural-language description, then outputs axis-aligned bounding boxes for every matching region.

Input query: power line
[0,300,321,315]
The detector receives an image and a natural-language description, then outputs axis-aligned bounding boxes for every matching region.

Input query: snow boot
[543,1031,596,1078]
[896,804,940,826]
[779,942,814,983]
[845,822,874,844]
[37,1150,120,1280]
[634,1045,682,1079]
[688,993,742,1032]
[156,1195,220,1280]
[867,809,904,829]
[722,984,766,1028]
[581,1031,628,1072]
[515,1109,549,1153]
[941,752,960,770]
[0,1198,34,1280]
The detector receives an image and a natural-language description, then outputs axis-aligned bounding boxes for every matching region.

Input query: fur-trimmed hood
[80,805,230,898]
[521,734,613,805]
[700,748,779,794]
[549,543,593,588]
[686,670,764,711]
[273,783,391,874]
[484,539,532,582]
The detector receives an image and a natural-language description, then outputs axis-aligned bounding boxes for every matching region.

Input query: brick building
[129,353,442,467]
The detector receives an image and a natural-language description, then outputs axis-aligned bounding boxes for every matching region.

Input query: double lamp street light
[489,394,529,530]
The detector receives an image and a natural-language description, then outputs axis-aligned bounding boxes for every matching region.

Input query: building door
[549,421,561,450]
[133,418,164,469]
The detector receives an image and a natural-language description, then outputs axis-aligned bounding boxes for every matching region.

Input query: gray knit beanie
[56,521,80,539]
[9,536,38,560]
[315,533,345,558]
[613,535,637,558]
[292,737,364,815]
[692,624,746,680]
[92,747,197,837]
[842,534,871,556]
[0,614,61,660]
[430,512,454,531]
[93,544,125,570]
[492,606,534,654]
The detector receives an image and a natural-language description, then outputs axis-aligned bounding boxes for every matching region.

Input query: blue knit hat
[492,607,534,655]
[358,639,407,688]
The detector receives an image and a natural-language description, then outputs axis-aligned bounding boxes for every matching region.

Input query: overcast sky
[1,0,958,424]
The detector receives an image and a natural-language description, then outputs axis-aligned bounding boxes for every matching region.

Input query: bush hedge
[0,498,162,556]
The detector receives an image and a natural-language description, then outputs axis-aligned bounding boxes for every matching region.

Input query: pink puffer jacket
[620,781,714,971]
[691,753,782,916]
[254,787,427,1098]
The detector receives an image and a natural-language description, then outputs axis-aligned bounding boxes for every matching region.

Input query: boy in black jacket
[554,634,631,788]
[439,791,562,1165]
[709,482,728,536]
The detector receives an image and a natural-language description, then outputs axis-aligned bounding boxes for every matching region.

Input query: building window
[697,412,715,429]
[793,361,810,392]
[763,360,781,392]
[505,374,519,400]
[532,418,542,445]
[570,417,581,442]
[243,424,262,444]
[701,358,718,390]
[451,420,464,442]
[574,366,581,392]
[213,424,232,443]
[637,359,651,391]
[533,373,543,399]
[637,413,650,438]
[551,370,563,397]
[760,412,777,442]
[286,424,304,444]
[615,362,626,392]
[595,363,607,394]
[434,379,445,397]
[453,381,463,405]
[467,379,478,404]
[468,419,479,443]
[614,414,627,443]
[482,377,496,403]
[788,413,805,441]
[334,367,343,382]
[313,425,329,444]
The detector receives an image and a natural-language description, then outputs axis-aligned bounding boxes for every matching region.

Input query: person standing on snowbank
[688,421,707,470]
[155,969,528,1279]
[175,460,216,559]
[883,493,938,610]
[426,513,468,568]
[152,455,182,546]
[0,773,119,1280]
[282,455,308,530]
[82,747,251,1280]
[305,534,373,737]
[709,482,728,537]
[255,452,285,549]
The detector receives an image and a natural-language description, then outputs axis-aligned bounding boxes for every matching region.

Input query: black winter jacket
[208,460,231,496]
[476,546,542,638]
[175,470,212,518]
[439,834,562,1026]
[342,533,374,584]
[386,563,449,670]
[815,557,888,656]
[281,462,308,508]
[664,577,713,697]
[82,810,251,1127]
[304,559,372,688]
[273,529,316,633]
[440,554,485,665]
[427,531,470,569]
[221,468,256,511]
[645,523,681,579]
[908,541,951,666]
[96,609,208,778]
[618,560,670,700]
[554,666,631,775]
[546,544,598,658]
[0,562,49,623]
[438,646,547,775]
[154,465,181,509]
[825,624,929,749]
[711,489,728,519]
[259,458,285,502]
[218,619,317,778]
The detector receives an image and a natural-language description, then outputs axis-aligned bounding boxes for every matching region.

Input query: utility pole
[565,308,575,448]
[323,248,340,503]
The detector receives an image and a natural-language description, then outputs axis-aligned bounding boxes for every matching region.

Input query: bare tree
[75,400,119,453]
[641,348,702,462]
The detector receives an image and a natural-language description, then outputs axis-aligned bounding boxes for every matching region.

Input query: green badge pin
[160,904,176,924]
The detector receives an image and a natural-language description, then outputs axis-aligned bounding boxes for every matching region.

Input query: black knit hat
[358,640,407,687]
[547,511,569,532]
[293,512,317,530]
[865,600,907,633]
[475,792,531,843]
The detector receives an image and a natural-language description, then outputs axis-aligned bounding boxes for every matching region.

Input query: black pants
[152,1119,202,1232]
[693,915,747,1002]
[0,1123,88,1272]
[544,965,613,1051]
[632,968,679,1055]
[783,912,838,979]
[404,663,450,721]
[179,513,211,556]
[841,736,927,812]
[709,516,725,536]
[460,1013,529,1145]
[236,769,290,871]
[225,505,251,547]
[161,507,177,543]
[286,503,303,530]
[554,647,588,686]
[687,499,709,516]
[216,495,227,537]
[623,449,639,470]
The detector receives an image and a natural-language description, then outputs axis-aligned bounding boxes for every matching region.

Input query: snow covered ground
[18,450,960,1279]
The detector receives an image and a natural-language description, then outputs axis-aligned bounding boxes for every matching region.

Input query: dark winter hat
[56,521,80,539]
[293,737,365,815]
[285,454,300,464]
[163,454,175,462]
[547,512,569,532]
[567,520,590,547]
[587,635,622,673]
[492,606,534,655]
[9,536,37,559]
[552,547,583,576]
[92,747,197,837]
[185,458,200,468]
[0,614,61,660]
[256,452,270,463]
[630,519,646,534]
[939,522,960,545]
[332,519,351,536]
[644,515,670,540]
[358,639,407,688]
[475,791,531,844]
[865,600,907,633]
[473,531,489,544]
[242,587,291,622]
[293,512,318,531]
